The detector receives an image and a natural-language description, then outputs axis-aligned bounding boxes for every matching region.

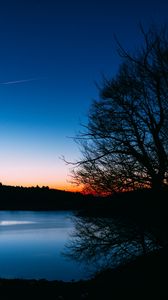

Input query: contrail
[0,78,39,85]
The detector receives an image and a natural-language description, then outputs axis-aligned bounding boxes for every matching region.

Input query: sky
[0,0,168,190]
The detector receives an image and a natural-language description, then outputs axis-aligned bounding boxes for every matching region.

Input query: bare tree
[71,26,168,194]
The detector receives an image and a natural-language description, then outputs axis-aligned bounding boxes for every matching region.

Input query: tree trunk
[151,174,164,191]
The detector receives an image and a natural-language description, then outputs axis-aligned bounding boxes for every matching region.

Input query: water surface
[0,211,89,281]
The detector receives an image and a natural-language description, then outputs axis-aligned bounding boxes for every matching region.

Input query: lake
[0,211,89,281]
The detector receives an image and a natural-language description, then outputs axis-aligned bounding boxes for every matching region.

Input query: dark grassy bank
[0,248,168,299]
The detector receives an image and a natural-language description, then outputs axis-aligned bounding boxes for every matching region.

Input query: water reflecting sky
[0,211,89,281]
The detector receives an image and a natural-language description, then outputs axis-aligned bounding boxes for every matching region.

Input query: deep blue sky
[0,0,168,189]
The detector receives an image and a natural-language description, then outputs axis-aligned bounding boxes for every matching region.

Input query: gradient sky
[0,0,168,190]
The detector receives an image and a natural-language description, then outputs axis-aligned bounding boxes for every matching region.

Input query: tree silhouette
[71,26,168,194]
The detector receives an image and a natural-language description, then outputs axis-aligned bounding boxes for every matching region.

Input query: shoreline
[0,248,167,299]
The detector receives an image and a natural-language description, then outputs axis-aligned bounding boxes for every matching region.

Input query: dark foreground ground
[0,248,168,299]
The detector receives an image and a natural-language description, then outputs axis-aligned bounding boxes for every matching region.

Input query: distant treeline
[0,184,97,210]
[0,184,167,213]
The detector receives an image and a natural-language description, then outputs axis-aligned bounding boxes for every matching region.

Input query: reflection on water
[0,220,36,226]
[0,211,89,281]
[65,215,160,272]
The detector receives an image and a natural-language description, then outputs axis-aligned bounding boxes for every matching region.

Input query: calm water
[0,211,89,281]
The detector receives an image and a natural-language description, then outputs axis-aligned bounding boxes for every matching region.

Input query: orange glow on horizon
[50,183,83,192]
[0,156,83,192]
[0,178,82,193]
